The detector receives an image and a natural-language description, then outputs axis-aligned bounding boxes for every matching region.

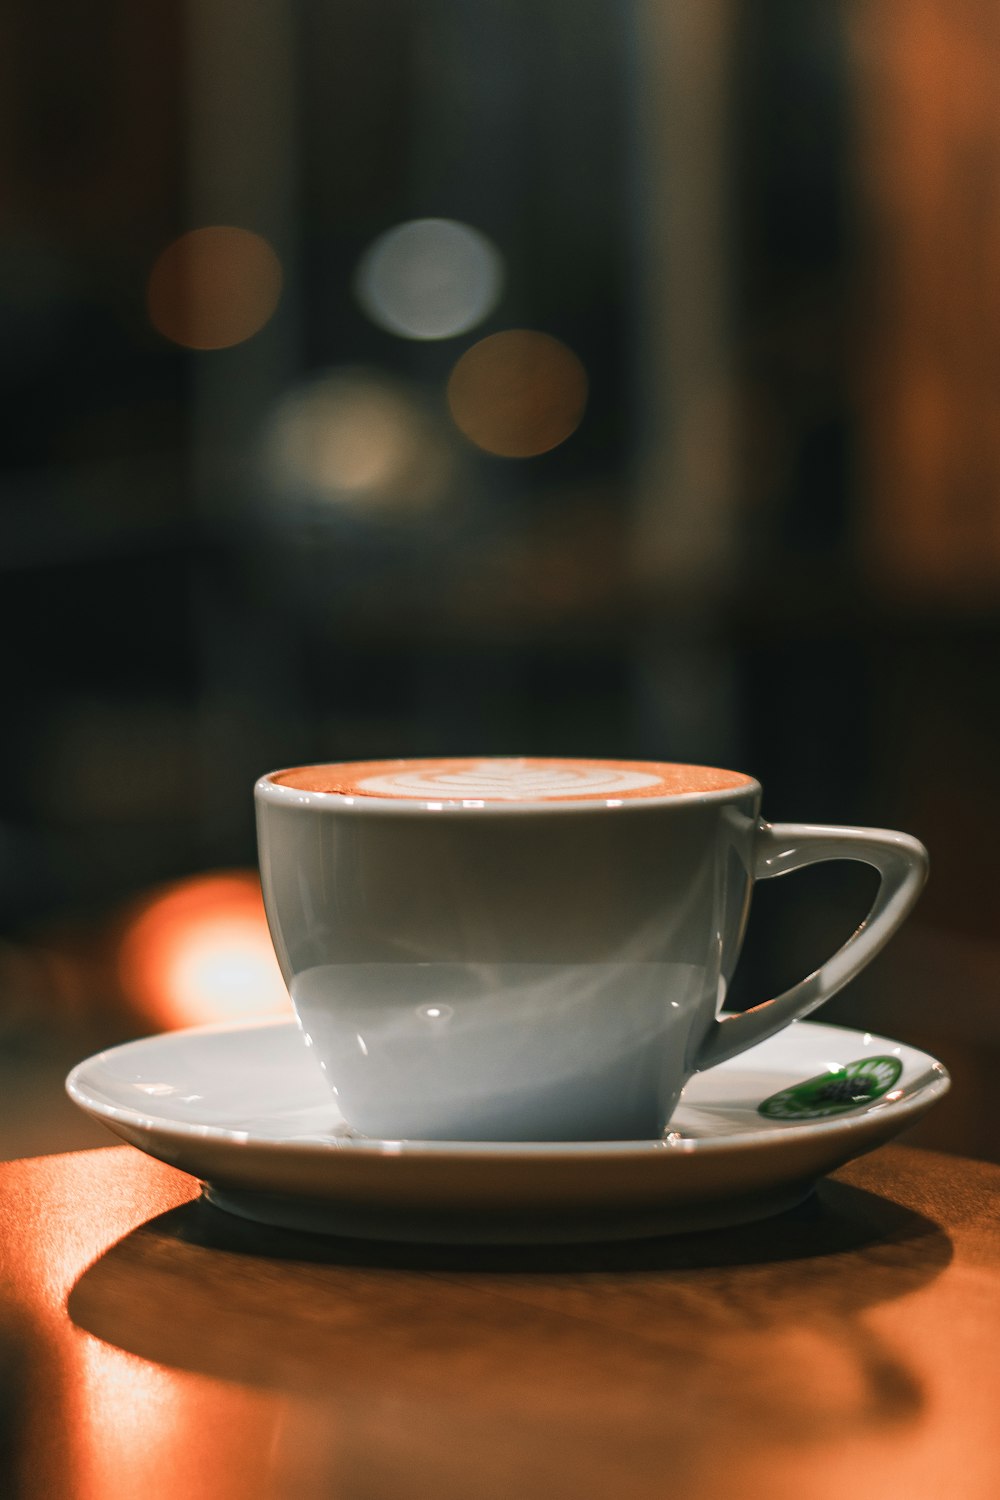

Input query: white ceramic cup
[255,756,927,1142]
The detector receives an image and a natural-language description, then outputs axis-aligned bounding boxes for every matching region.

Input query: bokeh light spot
[446,330,588,457]
[147,227,283,350]
[118,871,290,1029]
[354,218,503,341]
[265,369,453,515]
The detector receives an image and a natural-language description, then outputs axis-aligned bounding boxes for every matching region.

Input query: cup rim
[254,760,761,814]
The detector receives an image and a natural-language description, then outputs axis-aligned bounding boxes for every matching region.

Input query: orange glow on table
[69,1338,288,1500]
[3,1146,1000,1499]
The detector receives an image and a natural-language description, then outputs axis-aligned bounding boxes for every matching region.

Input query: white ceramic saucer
[66,1017,949,1244]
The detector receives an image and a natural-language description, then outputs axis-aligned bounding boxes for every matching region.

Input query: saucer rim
[66,1015,950,1162]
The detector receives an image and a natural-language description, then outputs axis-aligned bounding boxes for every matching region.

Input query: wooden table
[0,1142,997,1499]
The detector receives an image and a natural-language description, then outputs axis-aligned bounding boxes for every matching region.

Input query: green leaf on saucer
[758,1055,903,1121]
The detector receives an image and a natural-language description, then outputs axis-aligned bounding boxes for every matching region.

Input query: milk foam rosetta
[270,757,754,802]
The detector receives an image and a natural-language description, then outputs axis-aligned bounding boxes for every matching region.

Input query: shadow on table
[68,1176,951,1453]
[90,1171,950,1283]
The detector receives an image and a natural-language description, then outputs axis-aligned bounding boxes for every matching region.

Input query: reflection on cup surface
[292,961,701,1142]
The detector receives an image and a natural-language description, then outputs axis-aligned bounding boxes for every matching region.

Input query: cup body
[255,769,761,1140]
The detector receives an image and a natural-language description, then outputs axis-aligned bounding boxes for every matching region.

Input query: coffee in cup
[268,756,753,801]
[256,756,927,1142]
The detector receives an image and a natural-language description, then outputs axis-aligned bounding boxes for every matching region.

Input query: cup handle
[693,822,928,1071]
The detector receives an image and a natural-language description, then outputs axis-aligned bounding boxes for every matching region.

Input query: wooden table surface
[0,1141,997,1500]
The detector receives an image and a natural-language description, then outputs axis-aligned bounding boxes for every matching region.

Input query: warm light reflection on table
[1,1144,999,1498]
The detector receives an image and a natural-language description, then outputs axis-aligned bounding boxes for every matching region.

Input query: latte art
[359,762,662,800]
[270,757,754,803]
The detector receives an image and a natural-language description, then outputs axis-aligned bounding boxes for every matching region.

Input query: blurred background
[1,0,998,1162]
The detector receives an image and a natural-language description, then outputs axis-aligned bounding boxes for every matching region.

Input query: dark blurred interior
[2,0,998,1163]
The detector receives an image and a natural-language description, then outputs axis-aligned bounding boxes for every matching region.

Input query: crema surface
[269,757,753,803]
